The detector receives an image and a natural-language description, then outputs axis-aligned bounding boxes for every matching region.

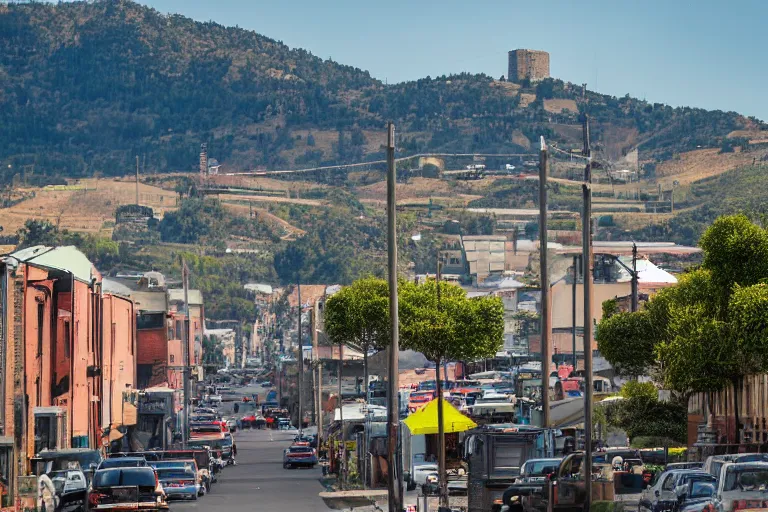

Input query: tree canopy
[324,277,390,354]
[398,279,504,363]
[596,214,768,430]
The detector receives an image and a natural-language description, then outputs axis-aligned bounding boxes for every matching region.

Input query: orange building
[0,246,138,504]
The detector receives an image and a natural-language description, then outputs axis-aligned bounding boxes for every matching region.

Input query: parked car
[97,457,148,470]
[156,466,199,501]
[711,462,768,512]
[86,467,167,511]
[704,454,768,479]
[283,446,317,469]
[38,469,89,512]
[677,479,716,512]
[639,470,713,512]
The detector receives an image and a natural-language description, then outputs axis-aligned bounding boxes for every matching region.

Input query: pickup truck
[499,458,561,512]
[710,461,768,512]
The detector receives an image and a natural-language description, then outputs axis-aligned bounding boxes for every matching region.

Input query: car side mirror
[655,490,660,497]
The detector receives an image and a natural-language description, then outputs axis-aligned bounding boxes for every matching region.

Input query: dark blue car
[283,446,317,469]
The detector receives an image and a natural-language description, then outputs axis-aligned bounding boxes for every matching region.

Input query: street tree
[597,214,768,435]
[398,279,504,505]
[324,277,390,394]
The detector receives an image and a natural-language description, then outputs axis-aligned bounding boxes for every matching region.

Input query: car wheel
[192,493,198,501]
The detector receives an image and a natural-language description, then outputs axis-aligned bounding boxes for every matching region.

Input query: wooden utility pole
[539,137,550,429]
[312,301,323,441]
[297,279,303,433]
[436,261,447,507]
[631,243,639,312]
[338,341,345,491]
[182,260,191,449]
[135,155,140,205]
[386,122,403,511]
[572,255,578,369]
[581,114,594,511]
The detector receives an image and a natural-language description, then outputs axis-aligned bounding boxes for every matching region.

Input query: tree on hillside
[399,279,504,505]
[597,214,768,434]
[324,277,390,391]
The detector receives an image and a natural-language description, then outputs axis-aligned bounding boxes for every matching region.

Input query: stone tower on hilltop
[508,49,550,83]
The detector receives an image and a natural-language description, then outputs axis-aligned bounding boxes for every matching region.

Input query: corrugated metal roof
[7,245,98,284]
[244,283,273,295]
[167,288,203,305]
[103,278,135,297]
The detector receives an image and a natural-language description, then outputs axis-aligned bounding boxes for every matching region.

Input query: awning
[403,399,477,435]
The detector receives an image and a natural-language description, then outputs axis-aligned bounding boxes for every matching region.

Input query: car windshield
[157,468,195,479]
[524,460,560,475]
[723,469,768,492]
[93,468,156,488]
[690,481,715,498]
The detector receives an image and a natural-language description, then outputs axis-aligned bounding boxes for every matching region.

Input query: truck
[465,426,552,512]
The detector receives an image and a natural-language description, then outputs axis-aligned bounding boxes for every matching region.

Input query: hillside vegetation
[1,0,763,183]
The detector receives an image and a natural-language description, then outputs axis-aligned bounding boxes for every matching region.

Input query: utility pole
[631,243,639,312]
[581,114,594,511]
[182,260,191,449]
[539,136,550,429]
[311,304,318,427]
[135,155,140,205]
[572,255,578,370]
[436,260,447,507]
[297,279,303,434]
[386,122,403,512]
[313,301,323,441]
[338,341,344,491]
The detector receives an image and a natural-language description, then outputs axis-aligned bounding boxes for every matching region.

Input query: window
[63,320,71,358]
[170,355,175,363]
[136,313,164,330]
[175,320,182,339]
[37,303,44,357]
[662,474,676,491]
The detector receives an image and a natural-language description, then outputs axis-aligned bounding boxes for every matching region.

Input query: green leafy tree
[324,277,390,389]
[596,310,655,377]
[597,214,768,435]
[398,279,504,505]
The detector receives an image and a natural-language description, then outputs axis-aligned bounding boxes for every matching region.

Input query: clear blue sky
[139,0,766,121]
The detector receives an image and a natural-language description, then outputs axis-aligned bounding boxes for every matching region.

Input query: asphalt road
[172,383,331,511]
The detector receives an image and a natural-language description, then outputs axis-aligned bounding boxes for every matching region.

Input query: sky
[138,0,767,121]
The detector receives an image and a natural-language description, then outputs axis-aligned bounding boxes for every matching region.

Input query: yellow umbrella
[403,398,477,435]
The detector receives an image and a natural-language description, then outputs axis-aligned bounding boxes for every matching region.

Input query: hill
[1,0,764,183]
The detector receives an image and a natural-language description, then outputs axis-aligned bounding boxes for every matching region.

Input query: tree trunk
[435,357,447,507]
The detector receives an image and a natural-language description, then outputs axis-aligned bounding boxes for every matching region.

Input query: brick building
[508,49,550,83]
[0,246,138,504]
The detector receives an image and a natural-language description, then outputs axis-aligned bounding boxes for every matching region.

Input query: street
[171,383,331,511]
[172,427,329,511]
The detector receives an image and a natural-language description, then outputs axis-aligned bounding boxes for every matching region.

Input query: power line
[221,152,535,177]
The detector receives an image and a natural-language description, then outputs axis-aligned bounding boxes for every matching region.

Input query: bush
[591,501,623,512]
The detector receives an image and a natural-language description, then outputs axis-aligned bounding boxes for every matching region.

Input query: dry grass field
[0,178,177,235]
